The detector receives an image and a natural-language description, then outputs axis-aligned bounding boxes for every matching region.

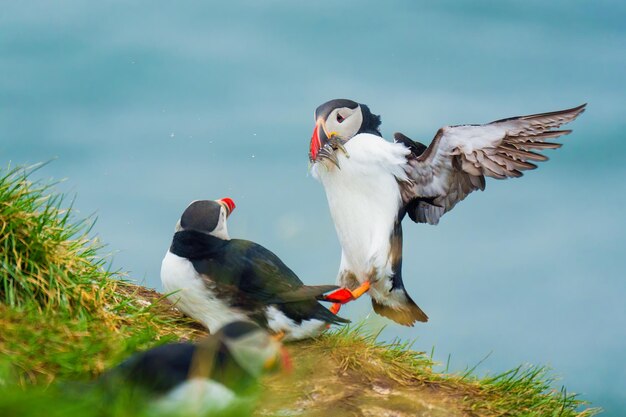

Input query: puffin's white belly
[264,306,326,341]
[161,251,247,333]
[152,378,243,416]
[313,134,406,284]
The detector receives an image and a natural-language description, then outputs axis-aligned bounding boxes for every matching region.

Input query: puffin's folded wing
[211,241,339,304]
[398,103,586,225]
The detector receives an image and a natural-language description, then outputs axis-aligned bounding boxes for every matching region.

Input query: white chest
[153,378,241,415]
[312,134,407,278]
[160,251,248,333]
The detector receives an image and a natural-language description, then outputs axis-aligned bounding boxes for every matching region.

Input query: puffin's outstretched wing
[397,103,586,225]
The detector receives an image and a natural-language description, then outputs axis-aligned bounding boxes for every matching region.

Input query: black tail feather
[315,304,350,325]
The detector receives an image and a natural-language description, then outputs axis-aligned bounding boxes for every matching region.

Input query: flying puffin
[161,198,349,341]
[100,321,290,415]
[308,98,586,326]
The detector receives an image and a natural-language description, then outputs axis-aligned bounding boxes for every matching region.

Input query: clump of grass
[304,325,600,416]
[0,163,107,316]
[0,164,205,383]
[473,365,594,416]
[313,323,436,383]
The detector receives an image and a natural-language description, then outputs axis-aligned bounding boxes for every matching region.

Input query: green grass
[0,164,204,384]
[0,163,600,416]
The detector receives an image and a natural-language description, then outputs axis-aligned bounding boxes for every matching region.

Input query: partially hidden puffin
[100,321,290,415]
[308,99,586,326]
[161,198,349,340]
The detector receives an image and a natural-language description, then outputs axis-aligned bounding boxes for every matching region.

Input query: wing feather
[398,104,586,225]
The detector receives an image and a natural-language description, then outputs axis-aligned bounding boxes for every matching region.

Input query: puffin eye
[337,113,345,123]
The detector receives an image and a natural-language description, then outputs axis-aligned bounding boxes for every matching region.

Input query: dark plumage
[356,103,382,136]
[162,199,348,340]
[169,230,348,327]
[99,321,287,413]
[103,343,255,396]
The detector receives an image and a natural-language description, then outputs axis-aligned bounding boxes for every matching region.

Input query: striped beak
[309,118,330,162]
[218,198,236,217]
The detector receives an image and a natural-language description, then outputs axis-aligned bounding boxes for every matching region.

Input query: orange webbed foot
[323,281,371,304]
[329,302,342,315]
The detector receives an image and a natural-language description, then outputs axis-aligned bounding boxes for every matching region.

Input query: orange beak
[218,198,236,217]
[310,123,321,161]
[309,119,329,162]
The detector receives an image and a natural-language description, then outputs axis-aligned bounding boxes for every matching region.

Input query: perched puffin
[100,321,290,415]
[308,99,586,326]
[161,198,349,341]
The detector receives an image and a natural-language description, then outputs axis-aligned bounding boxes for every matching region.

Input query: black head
[310,99,382,163]
[314,99,359,121]
[177,198,235,239]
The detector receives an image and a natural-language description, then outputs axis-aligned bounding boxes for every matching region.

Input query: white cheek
[209,210,230,240]
[344,109,363,136]
[325,116,340,133]
[326,108,361,140]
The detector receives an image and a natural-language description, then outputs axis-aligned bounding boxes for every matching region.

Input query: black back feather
[170,231,348,325]
[100,341,258,397]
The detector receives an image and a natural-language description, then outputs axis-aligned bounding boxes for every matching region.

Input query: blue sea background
[2,1,625,414]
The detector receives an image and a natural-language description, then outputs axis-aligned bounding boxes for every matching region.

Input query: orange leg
[329,302,342,315]
[350,281,371,299]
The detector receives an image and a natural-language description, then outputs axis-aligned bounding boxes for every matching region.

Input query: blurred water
[2,1,625,414]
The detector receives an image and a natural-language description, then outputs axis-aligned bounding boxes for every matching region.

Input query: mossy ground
[0,164,600,416]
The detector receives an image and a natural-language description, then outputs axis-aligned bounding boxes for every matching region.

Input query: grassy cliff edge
[0,165,599,416]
